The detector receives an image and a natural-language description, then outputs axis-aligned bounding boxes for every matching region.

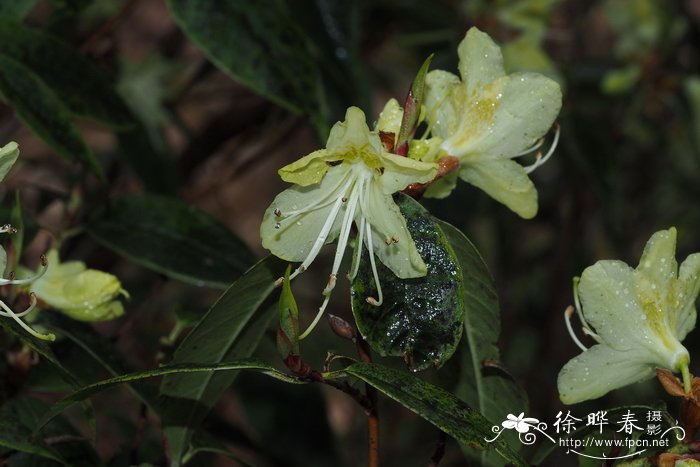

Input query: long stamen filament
[289,193,347,282]
[514,138,545,158]
[364,221,383,306]
[0,255,49,286]
[564,305,588,352]
[349,217,366,280]
[278,173,353,220]
[523,123,560,175]
[0,294,55,341]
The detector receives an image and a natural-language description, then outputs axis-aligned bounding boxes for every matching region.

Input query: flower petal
[360,182,426,278]
[379,153,438,194]
[578,260,648,350]
[636,227,678,290]
[424,170,458,199]
[278,148,337,186]
[557,344,655,405]
[376,98,403,135]
[458,158,537,218]
[677,252,700,340]
[327,106,384,155]
[443,72,561,161]
[424,70,461,138]
[457,27,506,94]
[261,167,349,262]
[0,141,20,182]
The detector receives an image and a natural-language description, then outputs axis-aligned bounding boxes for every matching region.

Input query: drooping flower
[260,106,438,337]
[558,228,700,404]
[422,27,562,218]
[29,249,128,322]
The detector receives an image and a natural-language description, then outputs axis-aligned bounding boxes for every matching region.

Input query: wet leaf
[351,193,465,371]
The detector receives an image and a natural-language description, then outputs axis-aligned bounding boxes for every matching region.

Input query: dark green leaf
[331,362,526,466]
[0,19,132,127]
[37,359,301,434]
[159,255,285,465]
[44,314,159,411]
[116,125,178,195]
[2,397,100,467]
[438,219,528,466]
[166,0,328,135]
[183,432,256,466]
[0,401,65,464]
[351,193,465,371]
[87,194,255,288]
[0,0,37,20]
[0,53,104,179]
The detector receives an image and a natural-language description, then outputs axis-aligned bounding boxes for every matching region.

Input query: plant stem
[356,336,379,467]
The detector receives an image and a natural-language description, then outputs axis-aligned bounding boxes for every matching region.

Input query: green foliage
[351,193,465,371]
[87,195,255,288]
[159,255,285,465]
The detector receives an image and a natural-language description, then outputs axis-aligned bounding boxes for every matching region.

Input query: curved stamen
[364,221,383,307]
[564,305,588,352]
[0,255,49,286]
[349,216,366,280]
[289,188,349,282]
[324,179,362,295]
[523,123,560,175]
[0,293,55,341]
[278,172,353,220]
[300,181,363,340]
[514,137,545,158]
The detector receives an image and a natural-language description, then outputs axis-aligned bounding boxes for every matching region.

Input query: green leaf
[159,255,285,465]
[0,19,133,127]
[86,194,255,288]
[37,359,301,434]
[2,397,100,466]
[0,53,104,179]
[0,0,37,20]
[166,0,328,135]
[276,266,300,358]
[44,313,159,411]
[330,362,526,466]
[351,193,465,371]
[0,406,65,464]
[396,54,433,155]
[437,219,528,466]
[183,432,256,466]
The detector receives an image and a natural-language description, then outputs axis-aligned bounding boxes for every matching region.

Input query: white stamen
[364,221,383,306]
[289,192,347,281]
[349,217,366,280]
[514,137,545,157]
[0,224,17,234]
[0,255,49,286]
[524,123,560,174]
[280,173,353,220]
[299,180,363,339]
[0,294,54,341]
[564,306,588,352]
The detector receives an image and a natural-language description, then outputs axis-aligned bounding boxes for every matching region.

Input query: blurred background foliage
[1,0,699,465]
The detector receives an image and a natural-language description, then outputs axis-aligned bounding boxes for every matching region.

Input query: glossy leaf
[438,219,528,466]
[38,358,301,433]
[351,193,465,371]
[166,0,322,124]
[87,195,255,288]
[159,255,285,465]
[331,362,526,466]
[0,19,132,127]
[0,53,104,179]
